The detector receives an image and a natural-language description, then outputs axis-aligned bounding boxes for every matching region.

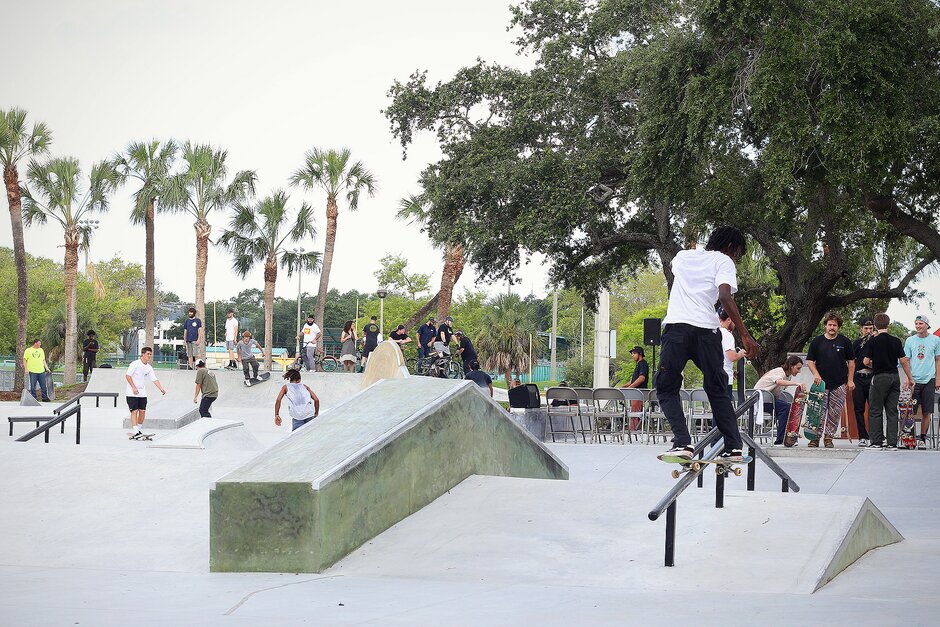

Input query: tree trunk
[194,218,211,358]
[504,368,512,385]
[436,243,465,320]
[315,197,338,330]
[63,227,80,385]
[263,255,277,372]
[4,164,28,393]
[402,293,440,332]
[144,199,155,352]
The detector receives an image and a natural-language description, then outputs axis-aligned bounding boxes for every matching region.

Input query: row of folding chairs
[545,386,773,444]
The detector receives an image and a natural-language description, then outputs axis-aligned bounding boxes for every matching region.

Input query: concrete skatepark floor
[1,377,939,626]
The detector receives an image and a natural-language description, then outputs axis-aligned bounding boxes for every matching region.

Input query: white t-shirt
[663,249,738,329]
[755,367,789,399]
[720,327,736,384]
[225,316,239,341]
[125,359,158,397]
[301,322,321,345]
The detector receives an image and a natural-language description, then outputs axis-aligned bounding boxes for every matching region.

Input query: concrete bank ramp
[331,476,902,593]
[210,377,568,573]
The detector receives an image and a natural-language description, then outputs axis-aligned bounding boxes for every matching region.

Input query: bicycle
[290,345,338,373]
[411,352,463,379]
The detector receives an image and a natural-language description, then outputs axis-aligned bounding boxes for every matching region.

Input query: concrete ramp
[209,377,568,573]
[147,418,262,452]
[330,476,901,593]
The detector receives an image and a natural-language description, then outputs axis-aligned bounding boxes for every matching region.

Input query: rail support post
[665,502,676,567]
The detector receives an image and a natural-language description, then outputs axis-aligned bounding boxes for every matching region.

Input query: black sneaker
[885,445,898,451]
[867,443,883,449]
[720,449,744,462]
[664,445,694,459]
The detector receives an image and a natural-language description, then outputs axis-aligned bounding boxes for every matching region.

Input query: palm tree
[218,191,319,371]
[22,157,120,384]
[163,142,256,348]
[476,294,534,384]
[291,147,376,330]
[114,140,178,352]
[0,108,52,392]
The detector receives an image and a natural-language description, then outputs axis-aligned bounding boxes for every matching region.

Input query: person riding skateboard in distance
[125,347,167,440]
[236,331,265,381]
[657,225,759,462]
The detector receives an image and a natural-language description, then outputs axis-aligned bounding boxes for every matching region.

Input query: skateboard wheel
[672,470,681,479]
[691,462,701,472]
[734,468,743,476]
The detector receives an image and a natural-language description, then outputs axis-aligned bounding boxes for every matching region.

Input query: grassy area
[492,380,561,392]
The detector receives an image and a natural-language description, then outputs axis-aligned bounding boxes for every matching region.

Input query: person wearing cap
[861,313,914,449]
[389,324,412,352]
[362,316,380,366]
[851,317,876,446]
[297,314,322,372]
[622,346,650,389]
[435,316,454,356]
[417,317,437,359]
[454,329,477,374]
[193,359,219,418]
[904,314,940,448]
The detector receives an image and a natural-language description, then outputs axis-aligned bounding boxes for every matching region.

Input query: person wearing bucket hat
[851,317,876,446]
[904,314,940,448]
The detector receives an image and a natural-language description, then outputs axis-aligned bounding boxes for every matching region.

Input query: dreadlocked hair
[705,225,747,258]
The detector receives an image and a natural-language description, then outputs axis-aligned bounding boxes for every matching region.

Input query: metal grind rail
[647,392,801,566]
[16,404,82,444]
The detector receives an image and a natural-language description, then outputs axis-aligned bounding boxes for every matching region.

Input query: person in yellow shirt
[24,339,50,402]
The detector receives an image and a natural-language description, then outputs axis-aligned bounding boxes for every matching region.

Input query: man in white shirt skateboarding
[657,226,759,462]
[125,347,167,440]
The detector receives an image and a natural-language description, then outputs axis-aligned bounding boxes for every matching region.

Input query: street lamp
[78,219,100,272]
[293,247,305,359]
[376,288,388,338]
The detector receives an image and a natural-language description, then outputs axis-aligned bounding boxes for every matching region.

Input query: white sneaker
[858,439,869,447]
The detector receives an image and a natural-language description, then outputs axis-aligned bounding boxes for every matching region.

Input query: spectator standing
[389,324,412,354]
[806,312,856,448]
[465,360,493,397]
[24,338,50,402]
[224,310,239,370]
[851,317,876,446]
[340,320,357,372]
[193,359,219,417]
[297,314,321,372]
[904,314,940,448]
[754,355,805,446]
[361,316,380,366]
[453,330,477,373]
[435,316,454,355]
[719,311,748,399]
[417,317,437,359]
[82,329,99,382]
[863,313,915,449]
[184,307,203,369]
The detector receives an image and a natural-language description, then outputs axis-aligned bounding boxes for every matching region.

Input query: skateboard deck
[783,387,806,447]
[658,454,753,478]
[803,381,826,441]
[243,372,271,387]
[127,432,154,441]
[899,386,915,449]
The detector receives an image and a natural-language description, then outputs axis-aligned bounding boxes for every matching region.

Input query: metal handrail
[53,391,119,415]
[16,404,82,444]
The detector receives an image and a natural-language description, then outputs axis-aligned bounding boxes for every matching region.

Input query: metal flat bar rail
[53,392,119,415]
[742,431,801,493]
[15,405,81,444]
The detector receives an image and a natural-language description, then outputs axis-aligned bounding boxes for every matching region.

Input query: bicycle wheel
[320,356,338,372]
[406,358,418,374]
[446,361,462,379]
[415,358,431,376]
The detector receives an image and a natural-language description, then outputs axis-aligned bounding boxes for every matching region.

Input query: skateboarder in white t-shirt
[125,347,167,439]
[657,226,759,462]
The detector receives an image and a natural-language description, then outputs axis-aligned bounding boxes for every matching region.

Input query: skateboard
[658,454,753,478]
[243,372,271,387]
[783,387,806,447]
[127,432,154,441]
[899,386,915,449]
[803,381,826,442]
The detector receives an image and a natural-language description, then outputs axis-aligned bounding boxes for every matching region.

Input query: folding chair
[688,389,713,442]
[619,388,646,443]
[593,388,629,443]
[546,387,582,443]
[573,387,596,443]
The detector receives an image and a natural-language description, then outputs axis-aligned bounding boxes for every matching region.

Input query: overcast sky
[2,0,936,328]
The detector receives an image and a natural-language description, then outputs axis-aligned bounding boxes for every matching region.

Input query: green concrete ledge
[210,377,568,572]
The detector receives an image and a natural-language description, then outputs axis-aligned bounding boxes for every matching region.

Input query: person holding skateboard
[192,359,219,417]
[861,313,914,449]
[851,317,876,447]
[24,338,51,402]
[125,346,167,440]
[657,226,759,462]
[224,310,239,370]
[274,368,320,430]
[806,312,855,448]
[754,355,805,445]
[904,314,940,449]
[82,329,99,382]
[236,331,265,382]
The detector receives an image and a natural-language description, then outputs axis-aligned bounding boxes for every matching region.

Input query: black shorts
[126,396,148,411]
[913,380,936,416]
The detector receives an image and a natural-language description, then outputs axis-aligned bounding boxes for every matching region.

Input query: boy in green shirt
[193,359,219,417]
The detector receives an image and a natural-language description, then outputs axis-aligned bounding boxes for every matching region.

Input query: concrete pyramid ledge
[209,377,568,573]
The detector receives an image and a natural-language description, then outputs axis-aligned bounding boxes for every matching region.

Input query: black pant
[852,373,872,439]
[82,354,96,381]
[241,357,259,379]
[199,396,216,418]
[656,323,742,450]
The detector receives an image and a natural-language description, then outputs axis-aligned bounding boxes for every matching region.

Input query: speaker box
[644,318,662,346]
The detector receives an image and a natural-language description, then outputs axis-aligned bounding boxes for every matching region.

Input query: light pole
[293,247,304,359]
[377,288,388,338]
[78,219,100,272]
